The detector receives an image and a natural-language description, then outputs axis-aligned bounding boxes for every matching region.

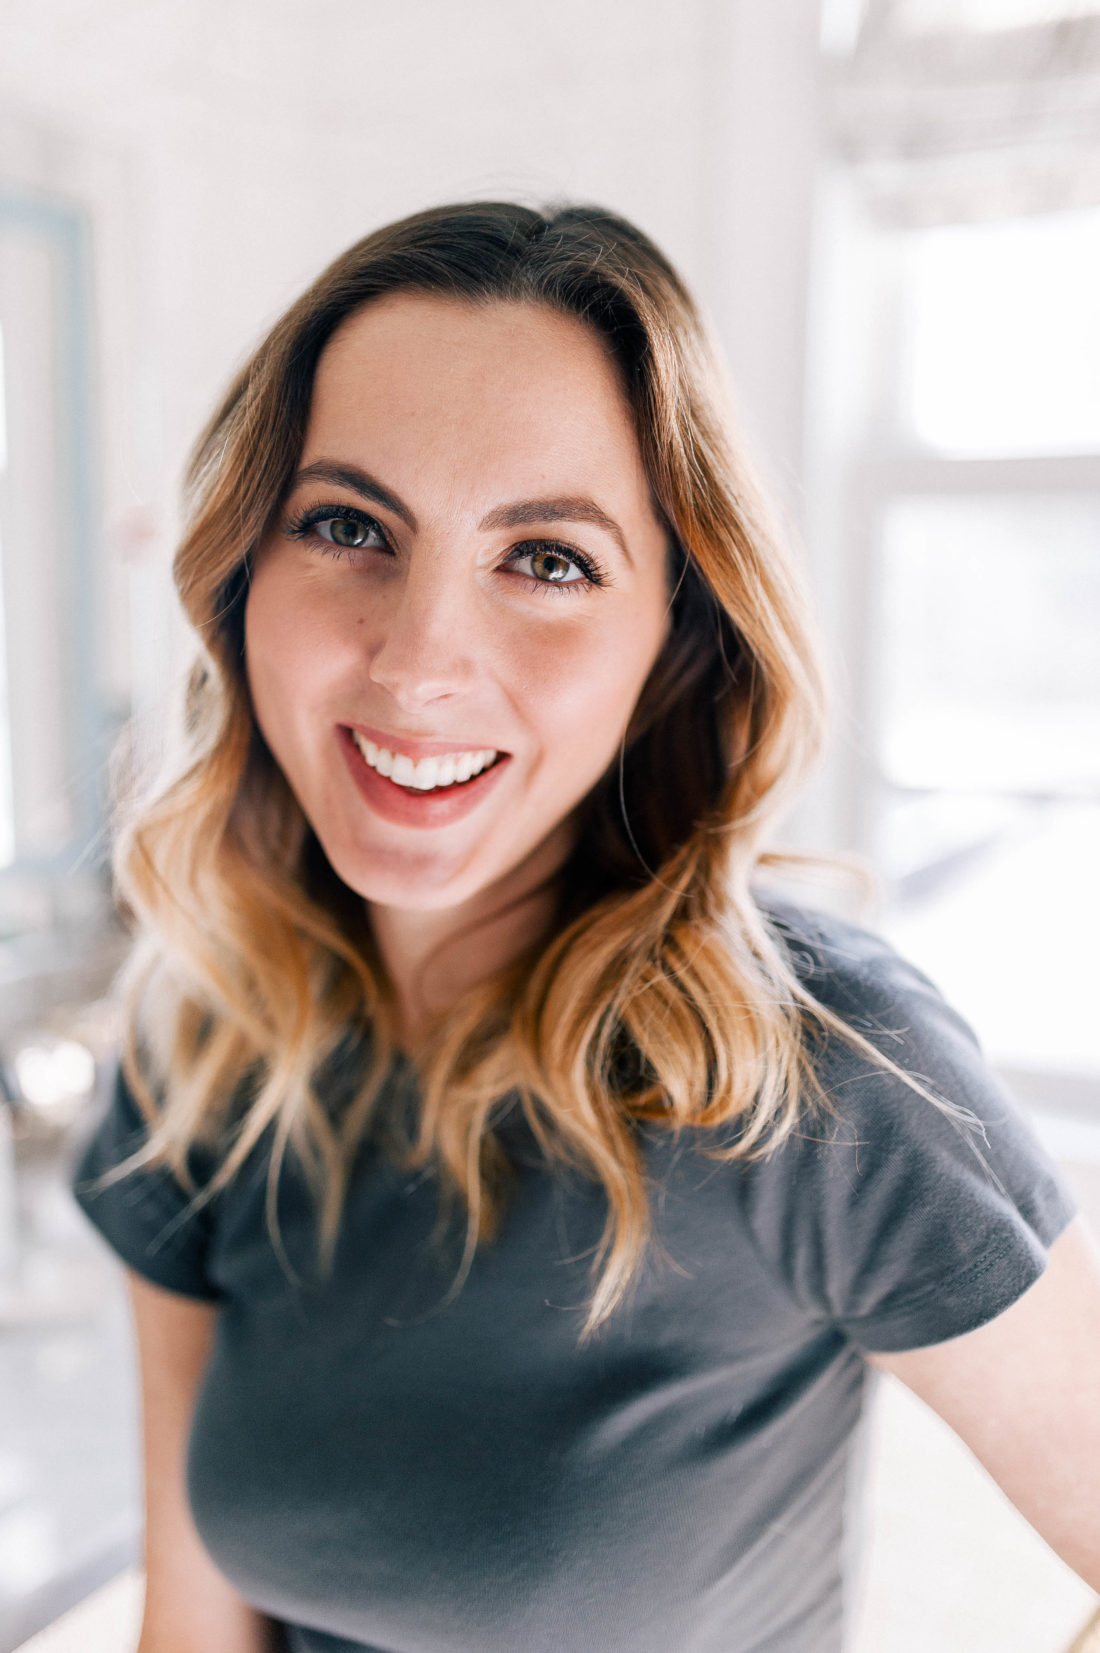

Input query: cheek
[501,605,666,770]
[244,569,350,750]
[244,582,293,745]
[248,578,330,770]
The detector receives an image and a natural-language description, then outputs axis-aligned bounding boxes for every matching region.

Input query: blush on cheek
[504,617,664,754]
[246,570,366,742]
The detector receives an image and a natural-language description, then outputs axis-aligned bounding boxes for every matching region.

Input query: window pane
[906,210,1100,457]
[881,796,1100,1077]
[873,493,1100,793]
[869,492,1100,1079]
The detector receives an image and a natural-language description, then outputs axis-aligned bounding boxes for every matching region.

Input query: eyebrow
[289,462,418,531]
[478,497,632,564]
[289,460,633,565]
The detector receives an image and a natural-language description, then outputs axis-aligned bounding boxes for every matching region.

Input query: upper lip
[343,722,507,760]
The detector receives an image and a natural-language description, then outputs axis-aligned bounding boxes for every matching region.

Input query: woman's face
[245,293,672,914]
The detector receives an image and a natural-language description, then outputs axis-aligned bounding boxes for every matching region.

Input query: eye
[314,515,387,551]
[508,541,599,590]
[282,502,391,557]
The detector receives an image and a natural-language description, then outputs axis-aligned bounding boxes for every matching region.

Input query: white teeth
[351,733,499,792]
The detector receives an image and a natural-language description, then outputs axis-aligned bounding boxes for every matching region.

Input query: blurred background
[0,2,1097,1651]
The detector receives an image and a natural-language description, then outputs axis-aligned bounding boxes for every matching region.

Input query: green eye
[284,504,390,555]
[320,517,373,549]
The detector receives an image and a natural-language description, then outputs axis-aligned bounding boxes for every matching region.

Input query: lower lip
[338,727,511,829]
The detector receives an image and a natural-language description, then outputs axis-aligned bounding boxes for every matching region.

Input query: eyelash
[281,501,609,595]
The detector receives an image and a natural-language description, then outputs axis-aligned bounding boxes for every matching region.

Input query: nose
[366,550,481,712]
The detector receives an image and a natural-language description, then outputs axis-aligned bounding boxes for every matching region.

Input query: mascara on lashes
[281,501,610,593]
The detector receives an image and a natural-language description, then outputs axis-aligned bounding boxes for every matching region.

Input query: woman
[72,202,1100,1653]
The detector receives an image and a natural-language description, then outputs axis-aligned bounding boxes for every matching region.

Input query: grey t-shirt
[70,901,1076,1653]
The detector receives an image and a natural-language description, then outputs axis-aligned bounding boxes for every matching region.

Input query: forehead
[301,294,649,505]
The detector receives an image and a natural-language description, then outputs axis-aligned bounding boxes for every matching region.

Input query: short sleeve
[741,902,1079,1352]
[69,1059,223,1302]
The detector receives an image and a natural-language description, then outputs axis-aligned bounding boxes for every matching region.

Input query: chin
[322,830,492,913]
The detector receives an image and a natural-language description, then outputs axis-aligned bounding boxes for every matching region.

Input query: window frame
[808,9,1100,1109]
[0,189,107,931]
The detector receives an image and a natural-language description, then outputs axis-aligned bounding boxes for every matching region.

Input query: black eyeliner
[282,501,609,590]
[506,538,610,588]
[283,501,387,540]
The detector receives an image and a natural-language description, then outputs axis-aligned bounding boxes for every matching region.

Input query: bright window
[906,211,1100,458]
[831,209,1100,1087]
[873,493,1100,798]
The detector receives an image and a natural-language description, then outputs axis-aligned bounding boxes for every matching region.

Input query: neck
[368,824,574,1047]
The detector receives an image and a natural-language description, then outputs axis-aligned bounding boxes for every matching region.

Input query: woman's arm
[127,1268,285,1653]
[865,1213,1100,1592]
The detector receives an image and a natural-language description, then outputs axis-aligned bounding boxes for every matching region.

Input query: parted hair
[98,201,960,1339]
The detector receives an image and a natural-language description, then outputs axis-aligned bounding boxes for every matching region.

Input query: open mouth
[345,729,508,794]
[339,725,512,830]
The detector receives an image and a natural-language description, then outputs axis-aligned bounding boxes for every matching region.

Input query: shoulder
[759,891,944,1017]
[755,891,985,1088]
[749,889,1034,1174]
[734,893,1078,1348]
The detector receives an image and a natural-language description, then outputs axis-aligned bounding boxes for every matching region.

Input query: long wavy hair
[96,201,970,1340]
